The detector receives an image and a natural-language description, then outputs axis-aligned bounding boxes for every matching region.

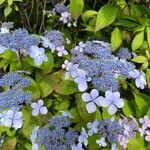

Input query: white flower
[30,126,39,143]
[78,128,88,146]
[129,69,147,89]
[74,69,89,92]
[145,130,150,141]
[75,42,86,52]
[59,12,71,24]
[82,89,101,113]
[98,91,124,115]
[71,143,83,150]
[139,127,146,137]
[0,109,23,130]
[30,126,39,150]
[32,143,39,150]
[30,46,48,66]
[62,60,69,69]
[56,46,68,57]
[87,120,99,136]
[66,38,71,44]
[60,111,74,119]
[73,21,77,27]
[96,137,107,147]
[0,27,9,33]
[31,99,48,116]
[40,36,55,52]
[0,45,7,54]
[110,143,118,150]
[65,63,79,79]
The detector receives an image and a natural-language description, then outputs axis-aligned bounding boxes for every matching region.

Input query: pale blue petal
[14,112,22,119]
[37,100,43,107]
[32,109,39,116]
[108,104,117,115]
[78,81,87,92]
[82,93,91,102]
[3,118,12,127]
[86,102,96,113]
[13,119,23,129]
[94,96,104,107]
[90,89,99,99]
[97,97,111,107]
[114,98,124,108]
[40,106,48,115]
[113,91,120,99]
[34,57,43,66]
[105,91,113,100]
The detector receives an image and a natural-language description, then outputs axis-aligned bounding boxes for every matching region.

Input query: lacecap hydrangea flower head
[70,40,135,92]
[0,72,32,110]
[36,115,79,150]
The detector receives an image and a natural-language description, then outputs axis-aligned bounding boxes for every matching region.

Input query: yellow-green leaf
[7,0,13,5]
[4,5,12,17]
[95,4,117,31]
[132,31,144,51]
[132,56,148,63]
[82,10,97,22]
[0,0,5,5]
[146,27,150,47]
[69,0,84,20]
[111,27,122,51]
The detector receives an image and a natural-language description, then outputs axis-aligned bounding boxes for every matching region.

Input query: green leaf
[132,31,144,51]
[24,52,54,73]
[122,99,136,117]
[131,56,148,63]
[55,80,78,95]
[146,27,150,47]
[146,69,150,89]
[111,27,122,51]
[128,136,145,150]
[115,19,139,28]
[95,4,117,31]
[10,60,22,71]
[0,0,5,5]
[69,0,84,20]
[82,10,97,22]
[39,74,59,98]
[76,94,95,122]
[0,50,18,62]
[7,0,13,5]
[88,134,100,150]
[26,78,40,100]
[22,106,38,139]
[4,5,12,17]
[134,93,149,117]
[2,137,16,150]
[70,107,82,123]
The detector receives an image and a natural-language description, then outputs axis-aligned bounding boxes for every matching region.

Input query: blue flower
[78,127,88,146]
[82,89,101,113]
[129,69,147,89]
[31,99,48,116]
[70,40,135,92]
[117,48,131,60]
[96,137,107,147]
[0,72,32,110]
[98,91,124,115]
[37,115,78,150]
[30,46,48,66]
[87,120,99,136]
[0,109,23,130]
